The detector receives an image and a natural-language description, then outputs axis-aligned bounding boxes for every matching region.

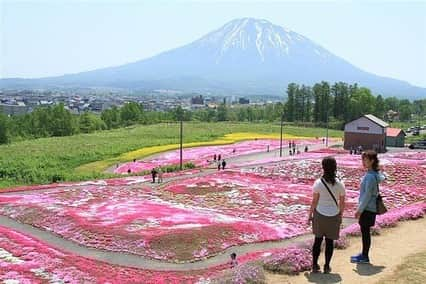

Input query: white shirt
[313,178,345,216]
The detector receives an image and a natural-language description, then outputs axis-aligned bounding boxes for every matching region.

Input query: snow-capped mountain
[1,18,425,98]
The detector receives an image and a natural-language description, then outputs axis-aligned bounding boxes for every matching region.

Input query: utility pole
[180,119,183,170]
[280,114,284,157]
[326,101,329,147]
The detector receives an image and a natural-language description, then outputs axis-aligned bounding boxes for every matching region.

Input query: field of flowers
[0,184,290,262]
[2,202,425,283]
[1,148,425,264]
[0,225,224,284]
[114,137,324,174]
[1,139,426,282]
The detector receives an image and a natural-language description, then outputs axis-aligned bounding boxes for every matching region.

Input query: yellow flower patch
[74,132,311,174]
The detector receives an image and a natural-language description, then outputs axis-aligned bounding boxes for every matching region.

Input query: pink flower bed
[115,139,322,174]
[0,184,298,262]
[162,171,358,232]
[0,226,224,284]
[243,151,426,210]
[341,202,426,237]
[1,148,425,266]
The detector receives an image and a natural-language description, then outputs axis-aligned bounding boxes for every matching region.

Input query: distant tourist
[218,154,221,161]
[308,156,346,273]
[305,146,309,152]
[267,145,270,152]
[232,148,236,154]
[127,169,131,174]
[217,160,221,171]
[230,252,238,268]
[151,168,157,183]
[213,154,217,161]
[157,167,163,183]
[222,159,227,170]
[133,158,136,163]
[288,141,292,148]
[322,138,325,144]
[351,150,384,264]
[289,149,292,156]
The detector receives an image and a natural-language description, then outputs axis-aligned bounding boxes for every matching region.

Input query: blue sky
[1,0,426,87]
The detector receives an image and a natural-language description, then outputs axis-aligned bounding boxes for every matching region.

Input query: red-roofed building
[386,128,406,147]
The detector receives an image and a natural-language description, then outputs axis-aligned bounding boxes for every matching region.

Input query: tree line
[1,82,425,144]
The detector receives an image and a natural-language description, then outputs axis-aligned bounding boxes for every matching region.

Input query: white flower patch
[77,180,107,186]
[31,268,50,279]
[0,248,24,264]
[196,277,212,284]
[224,189,240,198]
[193,247,209,258]
[167,224,205,229]
[272,204,309,215]
[3,280,20,284]
[239,233,259,242]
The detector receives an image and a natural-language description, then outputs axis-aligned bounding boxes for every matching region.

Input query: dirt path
[266,217,426,284]
[0,215,355,271]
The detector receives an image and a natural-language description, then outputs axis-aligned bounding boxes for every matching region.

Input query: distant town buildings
[0,89,279,116]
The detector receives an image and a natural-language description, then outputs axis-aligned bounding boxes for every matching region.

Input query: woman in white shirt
[308,156,346,274]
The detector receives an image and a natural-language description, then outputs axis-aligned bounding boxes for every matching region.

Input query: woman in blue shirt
[351,150,383,264]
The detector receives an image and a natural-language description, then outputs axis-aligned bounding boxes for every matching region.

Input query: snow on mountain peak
[197,18,304,63]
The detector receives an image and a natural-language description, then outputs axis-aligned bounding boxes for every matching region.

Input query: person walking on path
[151,168,157,183]
[230,252,238,268]
[217,160,221,171]
[351,150,385,264]
[308,156,346,274]
[218,154,221,161]
[213,154,217,161]
[157,167,163,183]
[221,159,227,170]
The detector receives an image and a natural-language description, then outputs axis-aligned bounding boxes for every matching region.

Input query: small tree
[0,112,10,144]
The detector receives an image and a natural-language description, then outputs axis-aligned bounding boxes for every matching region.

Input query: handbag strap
[320,178,339,207]
[375,175,381,197]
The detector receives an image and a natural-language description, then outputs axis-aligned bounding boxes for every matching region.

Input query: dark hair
[362,150,380,171]
[230,252,236,259]
[322,156,337,185]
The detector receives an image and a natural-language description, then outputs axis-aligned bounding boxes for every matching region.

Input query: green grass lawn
[0,122,342,189]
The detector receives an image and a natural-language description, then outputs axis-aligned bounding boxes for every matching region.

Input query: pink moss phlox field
[0,226,225,284]
[1,149,425,265]
[0,184,298,262]
[163,170,357,233]
[115,138,322,174]
[341,202,426,237]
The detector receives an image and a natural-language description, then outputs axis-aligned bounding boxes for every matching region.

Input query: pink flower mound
[0,226,221,283]
[0,184,296,261]
[341,202,426,237]
[162,171,357,238]
[114,138,321,174]
[262,247,312,275]
[210,262,266,284]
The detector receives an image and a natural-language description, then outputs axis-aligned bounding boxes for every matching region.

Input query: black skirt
[359,210,376,227]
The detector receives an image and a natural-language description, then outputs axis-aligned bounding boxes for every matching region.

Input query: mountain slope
[1,18,425,98]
